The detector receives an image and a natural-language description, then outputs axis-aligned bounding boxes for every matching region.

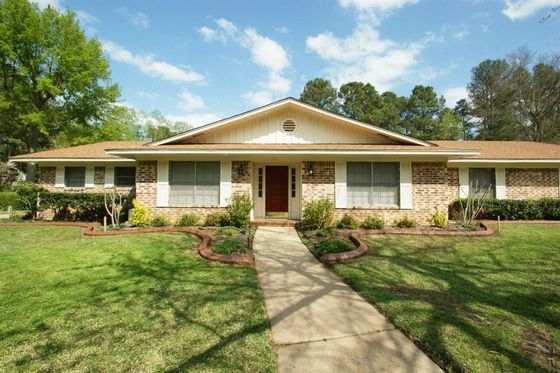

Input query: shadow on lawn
[344,236,559,372]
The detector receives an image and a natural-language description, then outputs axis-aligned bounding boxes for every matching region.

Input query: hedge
[41,192,133,222]
[0,192,21,210]
[450,198,560,220]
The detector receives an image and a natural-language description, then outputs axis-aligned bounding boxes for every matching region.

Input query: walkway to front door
[253,227,442,373]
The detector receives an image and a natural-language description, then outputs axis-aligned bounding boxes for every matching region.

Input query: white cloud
[502,0,560,20]
[275,26,289,33]
[339,0,419,12]
[102,40,204,83]
[167,113,221,127]
[452,30,470,40]
[177,91,205,112]
[136,91,158,101]
[443,86,468,107]
[307,23,428,91]
[199,18,291,105]
[241,91,274,106]
[117,7,150,29]
[74,10,97,24]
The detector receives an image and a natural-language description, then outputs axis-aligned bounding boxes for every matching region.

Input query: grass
[0,226,275,372]
[213,238,247,255]
[332,224,560,372]
[315,239,353,254]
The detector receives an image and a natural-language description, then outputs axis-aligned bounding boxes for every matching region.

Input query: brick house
[11,97,560,223]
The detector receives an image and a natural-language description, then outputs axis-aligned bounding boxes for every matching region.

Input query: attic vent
[282,119,296,132]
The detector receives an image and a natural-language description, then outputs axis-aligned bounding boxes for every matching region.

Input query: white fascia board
[448,159,560,164]
[107,149,480,156]
[10,158,136,163]
[149,98,432,147]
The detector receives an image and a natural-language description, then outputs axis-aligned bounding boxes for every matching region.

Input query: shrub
[151,215,171,227]
[336,213,360,229]
[301,198,334,230]
[430,210,447,228]
[316,227,334,238]
[0,192,21,210]
[449,198,560,221]
[316,239,353,254]
[40,192,131,222]
[129,199,151,227]
[361,215,384,230]
[176,213,200,227]
[394,216,417,228]
[212,239,246,255]
[226,195,253,228]
[216,226,241,237]
[13,182,47,219]
[204,212,228,227]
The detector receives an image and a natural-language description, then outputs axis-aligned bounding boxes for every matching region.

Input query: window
[64,167,85,187]
[291,167,296,198]
[115,167,136,187]
[258,168,263,198]
[169,161,220,206]
[347,162,399,207]
[469,168,495,198]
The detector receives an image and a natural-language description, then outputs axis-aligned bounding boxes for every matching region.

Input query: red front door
[265,166,289,216]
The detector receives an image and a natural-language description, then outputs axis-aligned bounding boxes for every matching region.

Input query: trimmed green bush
[449,198,560,220]
[361,215,384,229]
[316,239,353,254]
[151,215,171,227]
[13,182,47,218]
[0,192,20,210]
[226,195,252,228]
[336,213,360,229]
[394,216,417,228]
[302,198,334,230]
[176,213,200,227]
[204,212,227,227]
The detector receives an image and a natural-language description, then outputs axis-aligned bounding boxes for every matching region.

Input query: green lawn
[0,226,276,372]
[332,224,560,373]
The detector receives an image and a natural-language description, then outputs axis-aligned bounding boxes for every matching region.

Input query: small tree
[13,181,46,219]
[104,187,124,227]
[456,182,491,227]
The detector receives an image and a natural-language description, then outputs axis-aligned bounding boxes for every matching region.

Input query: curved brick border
[319,223,493,264]
[0,222,253,266]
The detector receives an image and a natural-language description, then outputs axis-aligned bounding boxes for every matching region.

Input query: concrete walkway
[253,226,442,373]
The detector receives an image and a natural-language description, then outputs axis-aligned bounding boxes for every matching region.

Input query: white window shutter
[85,167,95,188]
[459,168,469,198]
[157,161,169,207]
[105,166,114,187]
[495,168,506,199]
[55,166,65,188]
[220,161,232,207]
[335,161,347,208]
[399,162,412,209]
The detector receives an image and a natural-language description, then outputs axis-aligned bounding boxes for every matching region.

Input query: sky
[36,0,560,127]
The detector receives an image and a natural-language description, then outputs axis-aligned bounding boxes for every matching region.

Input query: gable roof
[148,97,433,147]
[11,141,145,161]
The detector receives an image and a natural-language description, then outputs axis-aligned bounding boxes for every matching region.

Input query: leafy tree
[338,82,383,124]
[402,85,459,140]
[0,0,118,161]
[378,91,406,133]
[468,59,520,140]
[300,78,338,112]
[453,99,475,140]
[509,50,560,142]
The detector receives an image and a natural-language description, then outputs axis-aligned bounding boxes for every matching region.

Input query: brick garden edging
[319,223,494,264]
[0,222,254,266]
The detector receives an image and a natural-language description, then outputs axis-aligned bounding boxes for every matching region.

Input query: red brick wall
[447,167,459,201]
[232,161,252,196]
[301,161,335,205]
[38,165,133,194]
[506,168,559,199]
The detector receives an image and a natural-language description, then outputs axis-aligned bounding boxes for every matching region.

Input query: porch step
[251,219,299,227]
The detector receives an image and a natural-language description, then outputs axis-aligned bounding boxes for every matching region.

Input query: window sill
[165,205,221,208]
[346,205,401,210]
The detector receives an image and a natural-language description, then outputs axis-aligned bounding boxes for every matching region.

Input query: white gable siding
[186,108,397,145]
